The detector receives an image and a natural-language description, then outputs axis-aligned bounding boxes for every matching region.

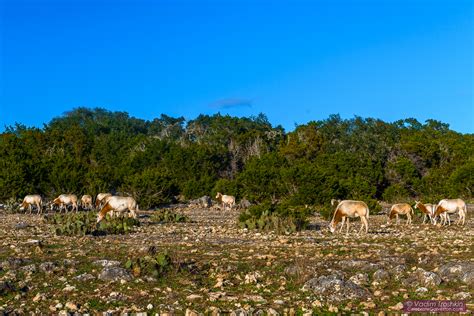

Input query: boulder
[303,273,370,302]
[438,261,474,286]
[373,269,390,283]
[98,267,132,282]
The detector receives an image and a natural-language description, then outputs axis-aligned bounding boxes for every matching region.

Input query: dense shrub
[1,108,472,209]
[238,202,311,234]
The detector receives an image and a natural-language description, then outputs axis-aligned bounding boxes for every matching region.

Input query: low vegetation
[44,212,140,236]
[239,202,311,233]
[125,248,173,278]
[149,209,189,223]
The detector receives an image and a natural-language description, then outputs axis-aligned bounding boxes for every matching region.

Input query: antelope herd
[10,192,470,235]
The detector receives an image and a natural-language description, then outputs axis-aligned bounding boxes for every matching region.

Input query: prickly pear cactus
[44,212,140,236]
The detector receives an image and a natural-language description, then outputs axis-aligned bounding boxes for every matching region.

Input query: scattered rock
[349,273,369,286]
[460,271,474,287]
[390,265,406,280]
[39,262,57,274]
[65,302,78,311]
[14,222,29,230]
[243,294,266,303]
[63,284,76,292]
[389,302,404,310]
[438,261,474,286]
[208,291,226,301]
[73,273,95,282]
[186,294,203,301]
[244,271,262,284]
[416,287,428,294]
[372,269,390,283]
[230,308,248,316]
[20,264,37,273]
[32,293,45,302]
[452,292,471,300]
[93,259,121,267]
[409,268,441,288]
[303,274,370,302]
[109,291,127,301]
[62,259,76,267]
[267,308,279,315]
[2,257,30,270]
[185,308,200,316]
[98,267,132,282]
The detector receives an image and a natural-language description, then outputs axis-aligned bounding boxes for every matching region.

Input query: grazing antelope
[80,195,93,210]
[414,201,435,224]
[387,203,414,225]
[52,194,78,213]
[330,199,349,229]
[215,192,236,210]
[97,196,139,223]
[433,199,467,226]
[329,200,369,234]
[19,195,43,214]
[95,193,112,209]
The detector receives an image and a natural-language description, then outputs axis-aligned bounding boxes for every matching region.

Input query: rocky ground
[0,205,473,315]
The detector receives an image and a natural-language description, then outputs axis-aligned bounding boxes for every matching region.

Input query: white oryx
[329,200,369,234]
[95,193,112,209]
[414,201,435,224]
[97,196,139,222]
[80,195,93,210]
[19,195,43,214]
[215,192,235,210]
[330,199,348,227]
[433,199,467,226]
[52,194,78,213]
[387,203,414,225]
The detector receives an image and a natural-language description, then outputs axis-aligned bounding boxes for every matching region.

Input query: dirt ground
[0,205,473,314]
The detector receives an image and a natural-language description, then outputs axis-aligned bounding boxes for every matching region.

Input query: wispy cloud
[209,98,253,109]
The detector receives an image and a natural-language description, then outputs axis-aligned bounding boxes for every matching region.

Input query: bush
[149,209,189,223]
[125,249,173,278]
[44,212,140,236]
[3,197,20,214]
[238,202,311,234]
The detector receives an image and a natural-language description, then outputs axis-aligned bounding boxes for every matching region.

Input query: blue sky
[1,0,473,133]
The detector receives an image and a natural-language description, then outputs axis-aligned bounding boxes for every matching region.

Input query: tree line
[1,108,472,211]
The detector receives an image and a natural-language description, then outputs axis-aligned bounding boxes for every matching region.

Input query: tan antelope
[330,199,349,229]
[52,194,78,213]
[414,201,435,224]
[387,203,414,225]
[433,199,467,226]
[95,193,112,209]
[19,195,43,214]
[97,196,139,223]
[80,195,93,210]
[329,200,369,234]
[215,192,236,210]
